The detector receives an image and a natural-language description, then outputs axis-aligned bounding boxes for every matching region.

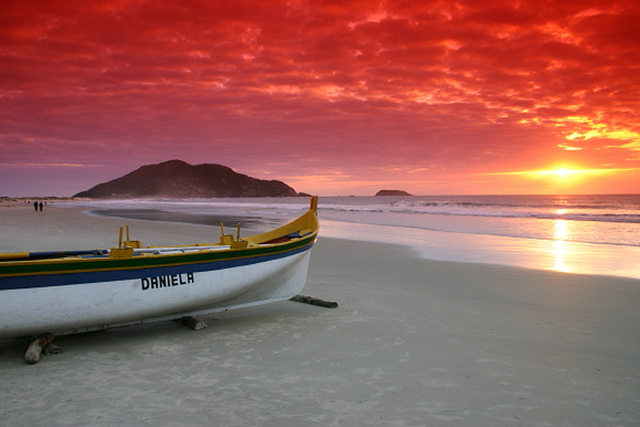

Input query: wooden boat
[0,197,319,344]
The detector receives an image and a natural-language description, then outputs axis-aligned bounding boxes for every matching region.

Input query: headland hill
[73,160,307,199]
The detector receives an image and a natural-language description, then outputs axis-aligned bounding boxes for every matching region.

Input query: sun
[552,168,572,176]
[533,167,584,182]
[543,167,590,186]
[485,164,592,190]
[481,162,640,194]
[546,168,586,181]
[535,165,583,177]
[485,164,640,193]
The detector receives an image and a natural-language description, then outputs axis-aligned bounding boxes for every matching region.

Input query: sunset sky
[2,0,639,197]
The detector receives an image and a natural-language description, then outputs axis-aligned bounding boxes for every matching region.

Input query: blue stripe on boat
[1,242,313,291]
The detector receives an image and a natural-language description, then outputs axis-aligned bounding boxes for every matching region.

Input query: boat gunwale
[1,232,316,277]
[0,206,319,280]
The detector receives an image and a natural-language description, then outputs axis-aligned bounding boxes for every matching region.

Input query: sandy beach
[1,202,639,426]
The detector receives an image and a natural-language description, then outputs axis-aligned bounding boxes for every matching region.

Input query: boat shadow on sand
[0,298,332,366]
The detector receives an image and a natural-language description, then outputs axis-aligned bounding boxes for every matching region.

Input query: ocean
[67,194,640,279]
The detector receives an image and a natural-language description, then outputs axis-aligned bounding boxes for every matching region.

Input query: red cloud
[1,0,639,195]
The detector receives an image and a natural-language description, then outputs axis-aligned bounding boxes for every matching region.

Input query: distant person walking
[33,201,38,211]
[39,202,43,211]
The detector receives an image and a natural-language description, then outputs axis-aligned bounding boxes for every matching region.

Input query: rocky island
[375,190,413,196]
[73,160,299,198]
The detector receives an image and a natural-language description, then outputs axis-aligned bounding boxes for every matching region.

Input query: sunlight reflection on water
[552,220,569,273]
[320,219,640,280]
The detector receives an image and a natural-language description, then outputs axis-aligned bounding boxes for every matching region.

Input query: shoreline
[1,203,639,425]
[319,219,640,280]
[22,200,640,280]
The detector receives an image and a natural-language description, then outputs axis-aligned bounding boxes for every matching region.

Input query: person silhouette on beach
[33,201,38,211]
[39,202,43,211]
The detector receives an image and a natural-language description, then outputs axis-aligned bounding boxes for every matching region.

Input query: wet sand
[1,202,639,426]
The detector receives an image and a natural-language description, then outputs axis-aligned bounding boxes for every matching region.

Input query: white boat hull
[1,197,320,342]
[1,250,311,339]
